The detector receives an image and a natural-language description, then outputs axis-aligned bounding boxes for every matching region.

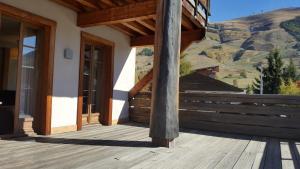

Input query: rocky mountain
[136,8,300,89]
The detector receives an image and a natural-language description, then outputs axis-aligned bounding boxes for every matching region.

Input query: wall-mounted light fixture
[64,48,73,60]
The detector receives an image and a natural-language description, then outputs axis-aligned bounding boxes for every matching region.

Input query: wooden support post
[150,0,182,148]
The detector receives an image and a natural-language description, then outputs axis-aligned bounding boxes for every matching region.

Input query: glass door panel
[19,26,43,118]
[0,15,20,134]
[81,44,105,124]
[91,46,104,114]
[82,45,92,116]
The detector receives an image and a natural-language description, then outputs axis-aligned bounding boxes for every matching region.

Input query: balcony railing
[129,92,300,140]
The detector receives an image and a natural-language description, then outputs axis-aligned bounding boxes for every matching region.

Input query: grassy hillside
[281,16,300,41]
[136,8,300,89]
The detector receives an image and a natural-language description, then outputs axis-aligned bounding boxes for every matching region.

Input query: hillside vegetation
[281,16,300,41]
[136,8,300,89]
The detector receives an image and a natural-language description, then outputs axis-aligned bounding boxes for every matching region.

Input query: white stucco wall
[0,0,136,128]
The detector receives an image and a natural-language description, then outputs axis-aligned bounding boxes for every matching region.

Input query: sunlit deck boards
[1,124,300,169]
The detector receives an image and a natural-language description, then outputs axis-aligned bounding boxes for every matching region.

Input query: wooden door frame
[77,32,114,130]
[0,2,56,135]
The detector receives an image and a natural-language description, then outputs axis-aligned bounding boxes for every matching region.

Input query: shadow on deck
[1,123,300,169]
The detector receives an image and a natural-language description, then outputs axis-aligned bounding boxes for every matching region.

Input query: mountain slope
[136,8,300,89]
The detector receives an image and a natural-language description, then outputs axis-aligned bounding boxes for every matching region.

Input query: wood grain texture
[1,124,299,169]
[77,0,156,27]
[0,2,57,135]
[78,32,114,128]
[149,0,182,143]
[130,92,300,140]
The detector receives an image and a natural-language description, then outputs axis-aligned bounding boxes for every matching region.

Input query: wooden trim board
[77,32,114,130]
[51,125,77,134]
[0,2,56,135]
[112,118,129,125]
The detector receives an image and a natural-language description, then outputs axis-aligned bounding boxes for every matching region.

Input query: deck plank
[0,125,141,162]
[1,126,148,169]
[0,123,299,169]
[263,138,282,169]
[0,125,133,155]
[251,138,267,169]
[80,132,198,169]
[233,137,265,169]
[24,128,149,169]
[289,141,300,169]
[128,132,210,169]
[281,141,296,169]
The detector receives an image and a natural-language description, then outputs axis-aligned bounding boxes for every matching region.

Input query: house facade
[0,0,209,136]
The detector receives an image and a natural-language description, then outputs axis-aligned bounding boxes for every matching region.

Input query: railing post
[150,0,182,148]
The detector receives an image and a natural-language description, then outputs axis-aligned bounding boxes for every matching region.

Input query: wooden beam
[77,0,156,27]
[182,14,195,30]
[128,38,194,99]
[131,28,205,47]
[50,0,82,12]
[150,0,182,148]
[129,69,153,98]
[76,0,99,9]
[98,0,117,7]
[121,21,152,36]
[136,19,156,32]
[110,24,138,37]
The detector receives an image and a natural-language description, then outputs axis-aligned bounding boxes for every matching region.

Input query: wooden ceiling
[51,0,209,46]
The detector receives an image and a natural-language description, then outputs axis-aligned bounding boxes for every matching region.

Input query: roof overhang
[51,0,210,46]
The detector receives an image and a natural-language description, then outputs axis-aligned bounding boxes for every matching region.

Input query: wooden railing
[129,92,300,140]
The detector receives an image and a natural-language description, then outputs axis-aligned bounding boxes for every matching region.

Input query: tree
[283,58,297,84]
[252,77,262,94]
[246,84,253,94]
[252,50,283,94]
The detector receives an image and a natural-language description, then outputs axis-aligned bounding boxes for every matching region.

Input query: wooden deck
[1,123,300,169]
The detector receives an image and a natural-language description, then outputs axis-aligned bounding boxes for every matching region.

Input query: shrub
[280,79,300,95]
[246,84,253,94]
[180,60,192,76]
[138,48,153,56]
[280,16,300,41]
[226,74,233,78]
[240,71,247,78]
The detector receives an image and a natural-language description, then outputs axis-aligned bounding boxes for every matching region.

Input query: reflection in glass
[82,44,105,116]
[91,47,104,113]
[19,27,43,117]
[82,45,92,114]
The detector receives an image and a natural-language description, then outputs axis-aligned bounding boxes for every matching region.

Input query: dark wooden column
[150,0,182,148]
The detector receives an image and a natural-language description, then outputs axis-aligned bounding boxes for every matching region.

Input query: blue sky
[209,0,300,22]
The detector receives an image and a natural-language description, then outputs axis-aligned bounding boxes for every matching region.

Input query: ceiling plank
[123,0,137,4]
[130,29,206,47]
[77,0,156,27]
[98,0,117,7]
[111,0,125,6]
